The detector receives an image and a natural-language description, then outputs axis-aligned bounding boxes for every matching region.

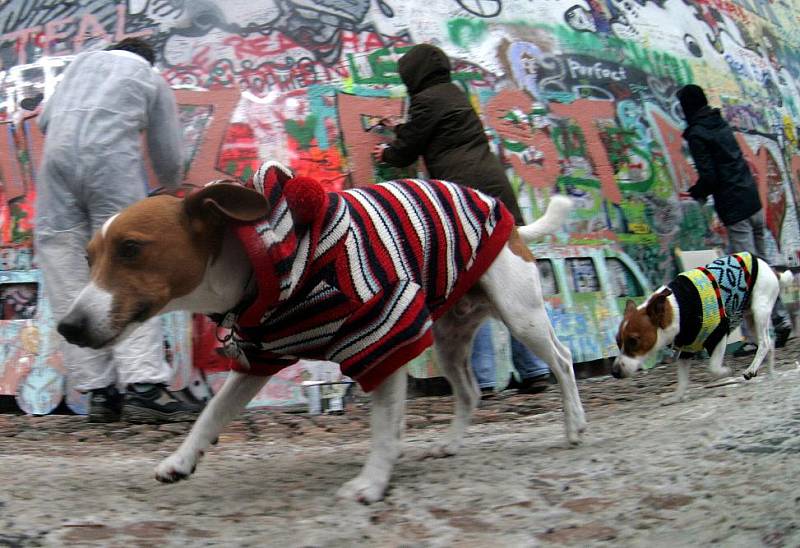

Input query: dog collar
[208,272,257,331]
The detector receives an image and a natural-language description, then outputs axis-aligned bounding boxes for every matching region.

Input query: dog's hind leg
[743,265,779,380]
[480,246,586,445]
[425,296,490,458]
[337,367,406,504]
[544,321,587,435]
[155,371,269,483]
[743,303,774,380]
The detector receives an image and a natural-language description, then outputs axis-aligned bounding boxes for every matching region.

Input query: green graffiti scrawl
[552,122,588,158]
[448,19,488,48]
[347,47,406,85]
[284,115,318,150]
[347,46,485,86]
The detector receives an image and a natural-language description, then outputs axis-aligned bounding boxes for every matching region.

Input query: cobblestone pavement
[2,341,800,547]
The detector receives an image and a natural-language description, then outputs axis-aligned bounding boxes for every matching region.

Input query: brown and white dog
[57,163,585,503]
[612,253,789,405]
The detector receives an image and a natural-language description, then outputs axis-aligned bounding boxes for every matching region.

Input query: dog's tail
[779,269,794,291]
[517,194,574,243]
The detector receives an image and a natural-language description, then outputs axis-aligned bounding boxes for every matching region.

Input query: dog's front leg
[661,360,690,406]
[337,368,406,504]
[707,335,731,379]
[155,371,269,483]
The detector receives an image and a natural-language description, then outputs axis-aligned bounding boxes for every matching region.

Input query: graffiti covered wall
[2,0,800,400]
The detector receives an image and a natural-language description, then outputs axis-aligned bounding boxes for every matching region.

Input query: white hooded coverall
[36,49,184,391]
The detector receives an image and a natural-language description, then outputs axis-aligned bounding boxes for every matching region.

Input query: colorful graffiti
[3,0,800,406]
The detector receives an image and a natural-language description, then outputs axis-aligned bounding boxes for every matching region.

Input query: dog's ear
[183,181,269,223]
[645,288,673,329]
[624,299,637,316]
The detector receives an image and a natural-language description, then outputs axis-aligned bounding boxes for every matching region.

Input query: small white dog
[58,162,585,503]
[612,252,789,405]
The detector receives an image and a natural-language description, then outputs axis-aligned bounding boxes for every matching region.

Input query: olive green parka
[381,44,524,224]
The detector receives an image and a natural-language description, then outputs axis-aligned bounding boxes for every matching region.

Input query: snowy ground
[2,342,799,547]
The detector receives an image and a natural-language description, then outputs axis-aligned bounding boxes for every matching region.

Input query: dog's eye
[85,254,92,267]
[118,240,142,259]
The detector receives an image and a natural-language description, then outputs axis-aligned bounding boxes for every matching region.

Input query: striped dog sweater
[668,252,758,353]
[221,163,514,391]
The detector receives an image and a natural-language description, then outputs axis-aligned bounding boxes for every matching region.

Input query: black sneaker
[733,343,758,357]
[122,383,203,424]
[88,385,123,423]
[775,325,792,348]
[511,373,551,394]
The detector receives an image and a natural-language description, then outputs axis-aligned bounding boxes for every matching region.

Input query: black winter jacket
[684,106,761,225]
[381,44,524,224]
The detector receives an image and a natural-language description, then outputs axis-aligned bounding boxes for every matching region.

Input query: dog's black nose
[610,362,623,379]
[58,313,90,347]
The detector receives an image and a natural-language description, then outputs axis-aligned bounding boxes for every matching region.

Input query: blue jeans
[471,321,550,389]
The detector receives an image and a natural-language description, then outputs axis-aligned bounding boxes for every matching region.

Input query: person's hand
[687,184,704,202]
[372,143,389,162]
[379,115,402,129]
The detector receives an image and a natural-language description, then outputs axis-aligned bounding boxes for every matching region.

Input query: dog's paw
[574,409,588,434]
[566,429,584,446]
[424,440,462,459]
[155,452,197,484]
[742,369,757,380]
[712,366,732,379]
[336,474,388,504]
[660,394,686,406]
[564,413,586,446]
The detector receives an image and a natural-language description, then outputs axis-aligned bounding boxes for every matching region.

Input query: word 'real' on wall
[2,0,800,411]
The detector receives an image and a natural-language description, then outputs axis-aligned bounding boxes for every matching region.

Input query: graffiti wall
[2,0,800,406]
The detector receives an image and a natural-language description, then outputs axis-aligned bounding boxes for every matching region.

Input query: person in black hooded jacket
[677,84,792,349]
[375,43,524,224]
[375,43,551,394]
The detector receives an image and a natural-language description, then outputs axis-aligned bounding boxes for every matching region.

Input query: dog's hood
[231,162,334,327]
[223,164,515,392]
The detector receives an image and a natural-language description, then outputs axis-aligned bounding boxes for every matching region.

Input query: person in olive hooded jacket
[376,43,524,224]
[678,84,792,349]
[375,43,551,393]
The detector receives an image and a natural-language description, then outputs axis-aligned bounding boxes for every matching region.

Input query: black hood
[398,44,452,95]
[686,105,727,130]
[677,84,708,122]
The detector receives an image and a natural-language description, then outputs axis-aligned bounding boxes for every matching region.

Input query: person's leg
[749,211,768,258]
[726,217,756,256]
[511,336,551,379]
[470,321,496,390]
[112,319,172,386]
[37,225,122,421]
[510,336,551,393]
[36,226,117,392]
[36,157,122,420]
[727,214,760,348]
[748,211,792,344]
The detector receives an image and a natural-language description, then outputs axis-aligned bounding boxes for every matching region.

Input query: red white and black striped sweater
[223,163,514,392]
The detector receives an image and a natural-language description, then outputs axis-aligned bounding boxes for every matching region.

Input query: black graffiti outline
[455,0,502,18]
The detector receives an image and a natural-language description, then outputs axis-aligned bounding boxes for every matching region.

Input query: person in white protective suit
[36,38,202,423]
